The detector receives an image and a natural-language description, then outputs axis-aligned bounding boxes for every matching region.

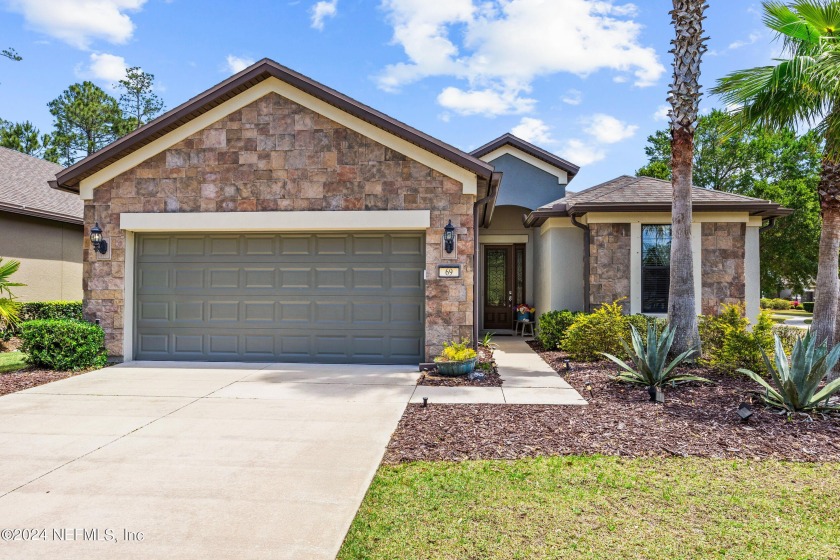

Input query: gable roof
[524,175,792,226]
[0,147,81,224]
[55,58,495,192]
[470,133,580,179]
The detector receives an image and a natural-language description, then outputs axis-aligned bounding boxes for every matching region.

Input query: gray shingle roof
[0,147,82,223]
[525,174,791,226]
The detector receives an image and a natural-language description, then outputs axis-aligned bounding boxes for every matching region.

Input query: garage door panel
[135,232,425,363]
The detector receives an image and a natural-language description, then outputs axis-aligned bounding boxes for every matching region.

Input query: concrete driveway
[0,361,418,559]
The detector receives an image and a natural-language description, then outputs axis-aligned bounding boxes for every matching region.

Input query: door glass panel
[514,246,525,305]
[486,249,506,306]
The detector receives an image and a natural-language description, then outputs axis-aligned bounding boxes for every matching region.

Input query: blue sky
[0,0,778,190]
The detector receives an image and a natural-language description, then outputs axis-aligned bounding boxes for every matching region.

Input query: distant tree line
[1,56,164,166]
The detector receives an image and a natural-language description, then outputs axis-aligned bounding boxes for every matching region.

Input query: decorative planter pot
[516,311,534,321]
[435,358,477,377]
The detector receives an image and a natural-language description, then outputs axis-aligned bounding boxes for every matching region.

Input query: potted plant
[434,338,478,376]
[515,304,535,321]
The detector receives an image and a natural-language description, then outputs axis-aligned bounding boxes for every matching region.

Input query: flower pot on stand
[516,311,531,322]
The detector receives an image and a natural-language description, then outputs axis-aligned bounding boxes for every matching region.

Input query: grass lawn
[0,351,27,374]
[339,456,840,560]
[768,309,813,317]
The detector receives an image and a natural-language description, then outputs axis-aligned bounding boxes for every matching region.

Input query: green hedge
[759,297,793,310]
[536,310,581,350]
[802,302,814,313]
[19,301,83,322]
[19,319,107,371]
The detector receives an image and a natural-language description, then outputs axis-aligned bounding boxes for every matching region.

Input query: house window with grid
[641,225,671,313]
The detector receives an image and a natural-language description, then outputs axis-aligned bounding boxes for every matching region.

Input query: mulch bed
[0,367,88,396]
[417,345,503,387]
[385,342,840,464]
[0,336,22,352]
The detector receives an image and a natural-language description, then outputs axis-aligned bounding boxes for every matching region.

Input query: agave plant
[602,323,707,388]
[738,333,840,413]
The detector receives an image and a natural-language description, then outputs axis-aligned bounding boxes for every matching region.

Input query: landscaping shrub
[759,297,793,310]
[536,310,581,350]
[562,301,628,361]
[19,300,83,322]
[698,304,776,374]
[19,319,107,371]
[802,302,814,313]
[772,325,806,355]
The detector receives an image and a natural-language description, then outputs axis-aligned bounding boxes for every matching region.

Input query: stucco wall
[0,212,82,302]
[486,153,566,210]
[83,92,475,360]
[534,220,584,313]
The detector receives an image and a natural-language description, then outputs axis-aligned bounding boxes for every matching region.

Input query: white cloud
[311,0,338,30]
[378,0,664,116]
[437,86,535,116]
[561,89,582,106]
[83,52,127,84]
[653,104,670,122]
[225,54,255,74]
[559,138,605,166]
[511,117,554,144]
[583,113,637,144]
[728,31,761,50]
[6,0,146,50]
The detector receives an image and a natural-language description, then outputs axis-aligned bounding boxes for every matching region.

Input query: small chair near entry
[515,318,535,337]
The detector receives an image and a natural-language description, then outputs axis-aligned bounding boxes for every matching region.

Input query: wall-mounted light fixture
[443,220,455,254]
[90,222,108,255]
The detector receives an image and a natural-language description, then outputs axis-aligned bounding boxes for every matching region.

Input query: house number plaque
[438,265,461,278]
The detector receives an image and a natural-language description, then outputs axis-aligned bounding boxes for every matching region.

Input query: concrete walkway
[0,362,418,560]
[411,338,587,405]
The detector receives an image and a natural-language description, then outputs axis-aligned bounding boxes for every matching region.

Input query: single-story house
[53,59,790,364]
[0,147,83,301]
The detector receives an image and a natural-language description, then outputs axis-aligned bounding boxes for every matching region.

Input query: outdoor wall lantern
[443,220,455,254]
[90,222,108,254]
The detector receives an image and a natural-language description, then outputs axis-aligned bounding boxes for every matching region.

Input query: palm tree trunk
[814,156,840,379]
[669,127,701,354]
[667,0,706,355]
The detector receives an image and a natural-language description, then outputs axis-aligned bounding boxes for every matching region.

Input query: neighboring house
[54,59,790,364]
[0,147,83,302]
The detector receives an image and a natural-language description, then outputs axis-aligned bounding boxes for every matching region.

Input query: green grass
[339,456,840,560]
[768,309,813,317]
[0,351,27,374]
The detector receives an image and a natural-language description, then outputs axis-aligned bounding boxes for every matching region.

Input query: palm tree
[667,0,707,355]
[712,0,840,378]
[0,258,23,329]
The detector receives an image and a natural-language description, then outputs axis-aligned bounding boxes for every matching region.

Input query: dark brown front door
[484,245,513,330]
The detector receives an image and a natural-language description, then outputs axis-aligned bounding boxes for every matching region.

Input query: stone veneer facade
[83,92,475,361]
[588,223,631,313]
[700,222,746,315]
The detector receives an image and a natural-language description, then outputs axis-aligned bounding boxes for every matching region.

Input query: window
[641,225,671,313]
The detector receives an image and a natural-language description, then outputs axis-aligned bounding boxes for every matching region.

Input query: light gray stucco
[489,153,567,210]
[534,223,585,313]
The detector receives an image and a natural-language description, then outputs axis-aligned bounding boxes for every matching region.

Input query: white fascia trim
[479,234,529,244]
[80,77,478,199]
[479,146,568,184]
[119,210,431,232]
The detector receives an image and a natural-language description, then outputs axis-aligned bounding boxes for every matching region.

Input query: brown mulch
[417,345,503,387]
[0,366,88,396]
[385,342,840,464]
[0,336,22,352]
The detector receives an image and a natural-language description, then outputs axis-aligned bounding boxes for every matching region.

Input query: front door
[483,245,513,330]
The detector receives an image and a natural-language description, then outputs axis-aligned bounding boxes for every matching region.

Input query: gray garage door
[134,232,425,363]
